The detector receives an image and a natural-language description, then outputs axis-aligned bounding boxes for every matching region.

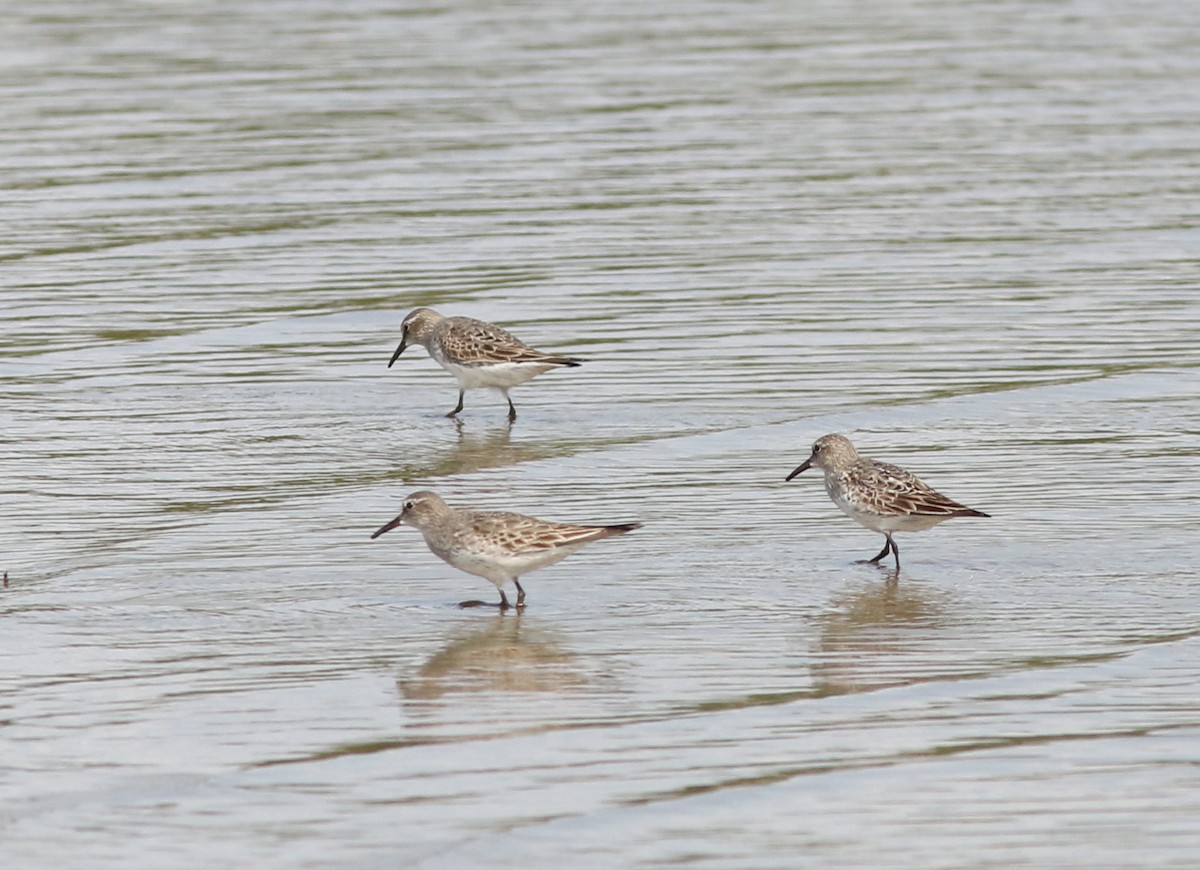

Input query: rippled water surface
[4,1,1200,866]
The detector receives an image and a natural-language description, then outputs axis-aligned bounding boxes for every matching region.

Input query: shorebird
[370,491,641,609]
[387,308,582,421]
[785,433,989,570]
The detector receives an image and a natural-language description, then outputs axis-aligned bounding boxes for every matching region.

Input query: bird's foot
[458,599,498,609]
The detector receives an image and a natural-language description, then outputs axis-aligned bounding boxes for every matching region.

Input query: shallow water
[3,0,1200,866]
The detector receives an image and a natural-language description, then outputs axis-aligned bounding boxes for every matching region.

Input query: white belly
[437,358,555,390]
[432,540,583,587]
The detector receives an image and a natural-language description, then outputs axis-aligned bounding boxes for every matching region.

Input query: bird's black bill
[370,515,403,539]
[387,336,407,368]
[785,458,812,481]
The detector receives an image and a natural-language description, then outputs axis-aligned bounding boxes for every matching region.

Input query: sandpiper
[370,491,641,609]
[785,433,989,570]
[387,308,582,421]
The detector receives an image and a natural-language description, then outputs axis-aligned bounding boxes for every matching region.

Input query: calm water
[3,0,1200,866]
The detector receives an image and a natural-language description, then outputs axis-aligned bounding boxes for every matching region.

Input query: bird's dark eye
[403,500,415,510]
[812,444,821,453]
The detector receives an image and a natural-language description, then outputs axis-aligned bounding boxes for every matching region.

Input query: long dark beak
[370,514,404,539]
[387,332,408,368]
[785,458,813,481]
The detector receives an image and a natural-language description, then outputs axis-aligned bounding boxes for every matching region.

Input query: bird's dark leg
[498,589,511,610]
[889,536,901,571]
[505,393,517,423]
[514,579,525,608]
[866,537,893,564]
[446,389,465,418]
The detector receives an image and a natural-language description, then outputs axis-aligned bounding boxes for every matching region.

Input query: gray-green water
[3,1,1199,866]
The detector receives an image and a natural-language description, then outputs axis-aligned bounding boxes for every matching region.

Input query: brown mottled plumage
[785,433,988,571]
[371,491,641,609]
[387,308,582,421]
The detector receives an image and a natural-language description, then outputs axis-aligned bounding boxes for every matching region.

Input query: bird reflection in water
[444,418,516,476]
[398,614,586,701]
[391,418,579,482]
[812,574,953,696]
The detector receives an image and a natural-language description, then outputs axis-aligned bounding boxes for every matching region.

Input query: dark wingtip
[560,357,584,367]
[607,521,642,534]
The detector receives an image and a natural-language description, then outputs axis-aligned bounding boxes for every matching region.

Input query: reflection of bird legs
[860,535,900,571]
